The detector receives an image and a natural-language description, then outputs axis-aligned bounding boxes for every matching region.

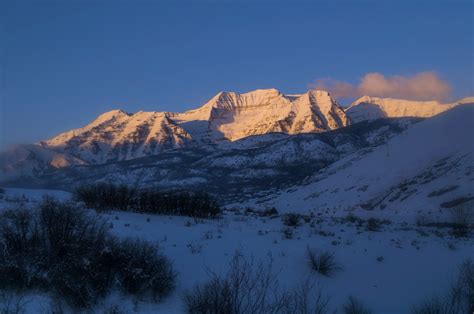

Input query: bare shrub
[0,198,176,308]
[345,213,362,224]
[342,296,372,314]
[185,252,329,314]
[282,213,301,227]
[286,279,330,314]
[450,205,472,238]
[260,207,279,217]
[307,247,341,277]
[366,218,381,231]
[185,252,285,313]
[113,238,176,301]
[412,259,474,314]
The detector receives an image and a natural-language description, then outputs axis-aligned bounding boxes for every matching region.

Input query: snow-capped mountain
[0,88,471,192]
[36,88,349,164]
[41,110,192,164]
[173,89,349,142]
[345,96,473,123]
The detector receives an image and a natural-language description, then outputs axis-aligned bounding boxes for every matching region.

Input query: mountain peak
[243,88,282,97]
[346,96,459,123]
[95,109,131,123]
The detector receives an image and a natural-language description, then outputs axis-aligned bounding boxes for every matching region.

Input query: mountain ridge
[1,88,472,186]
[38,89,350,163]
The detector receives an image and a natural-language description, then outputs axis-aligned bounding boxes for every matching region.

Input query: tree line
[74,183,221,218]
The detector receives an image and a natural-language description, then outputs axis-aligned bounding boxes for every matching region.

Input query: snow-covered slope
[345,96,472,123]
[1,188,472,313]
[250,104,474,221]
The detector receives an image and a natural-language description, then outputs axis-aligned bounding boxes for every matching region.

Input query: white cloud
[311,71,452,101]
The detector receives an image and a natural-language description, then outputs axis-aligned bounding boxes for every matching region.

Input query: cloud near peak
[311,71,452,101]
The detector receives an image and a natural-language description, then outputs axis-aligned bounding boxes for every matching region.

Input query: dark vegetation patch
[282,213,302,227]
[238,206,279,218]
[440,197,474,209]
[307,247,342,277]
[357,185,368,192]
[74,183,221,218]
[260,206,279,217]
[427,185,459,197]
[343,214,391,232]
[415,206,472,238]
[0,198,176,309]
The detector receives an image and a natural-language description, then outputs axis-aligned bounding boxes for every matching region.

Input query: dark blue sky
[1,0,472,148]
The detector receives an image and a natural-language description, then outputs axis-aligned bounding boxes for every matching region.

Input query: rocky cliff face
[182,89,349,141]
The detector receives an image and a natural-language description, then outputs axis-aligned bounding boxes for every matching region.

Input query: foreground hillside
[248,104,474,221]
[0,188,472,313]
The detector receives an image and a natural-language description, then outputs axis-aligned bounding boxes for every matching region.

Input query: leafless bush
[450,205,472,237]
[342,296,372,314]
[282,213,301,227]
[412,259,474,314]
[185,252,284,313]
[366,218,381,231]
[307,247,342,277]
[285,279,330,314]
[260,207,279,217]
[184,252,330,314]
[113,238,176,301]
[344,213,362,224]
[0,198,176,308]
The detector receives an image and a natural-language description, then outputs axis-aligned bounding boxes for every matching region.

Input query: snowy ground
[0,188,472,313]
[244,104,474,224]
